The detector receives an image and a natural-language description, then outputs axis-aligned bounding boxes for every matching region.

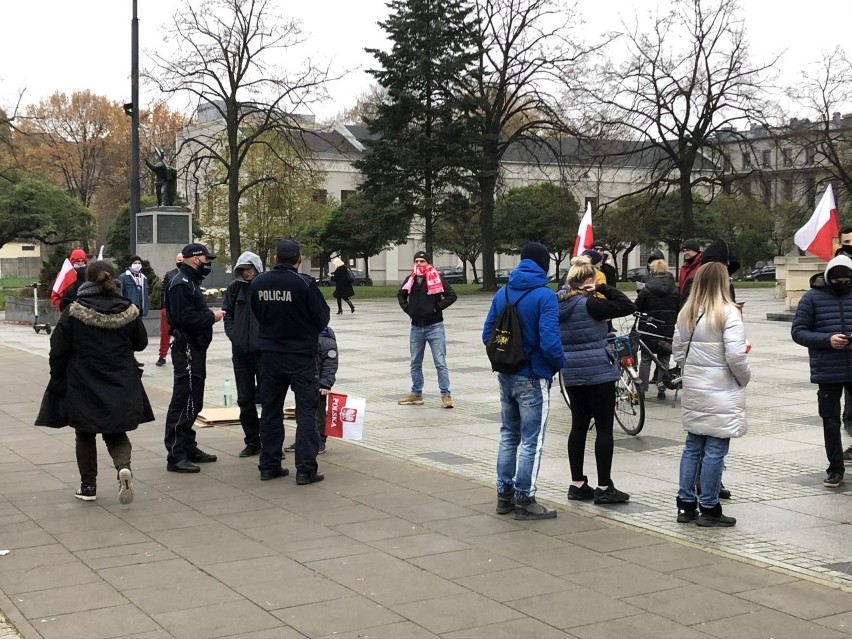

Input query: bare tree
[149,0,331,265]
[465,0,600,290]
[580,0,777,238]
[787,48,852,202]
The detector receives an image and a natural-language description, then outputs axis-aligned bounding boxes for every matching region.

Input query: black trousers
[317,391,327,441]
[566,381,617,487]
[818,383,850,476]
[336,297,354,312]
[232,351,261,447]
[164,338,206,464]
[258,352,319,476]
[76,430,132,487]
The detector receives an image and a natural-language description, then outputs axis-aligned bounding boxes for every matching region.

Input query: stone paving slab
[1,291,852,637]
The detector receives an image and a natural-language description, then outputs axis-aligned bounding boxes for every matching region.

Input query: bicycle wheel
[613,365,645,435]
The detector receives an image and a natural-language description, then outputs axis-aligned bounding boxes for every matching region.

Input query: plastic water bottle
[224,379,232,407]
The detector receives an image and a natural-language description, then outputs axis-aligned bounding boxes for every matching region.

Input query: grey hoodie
[223,251,264,355]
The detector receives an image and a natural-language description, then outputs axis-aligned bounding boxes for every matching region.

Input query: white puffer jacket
[673,306,751,438]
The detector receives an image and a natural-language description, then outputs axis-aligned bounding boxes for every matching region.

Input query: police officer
[164,243,224,473]
[250,239,330,483]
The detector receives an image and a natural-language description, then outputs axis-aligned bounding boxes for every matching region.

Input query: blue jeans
[678,433,730,509]
[409,322,450,396]
[496,373,551,498]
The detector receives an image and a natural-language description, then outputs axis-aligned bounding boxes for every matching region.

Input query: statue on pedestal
[145,148,178,207]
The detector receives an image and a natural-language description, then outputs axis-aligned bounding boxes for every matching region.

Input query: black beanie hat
[683,239,701,253]
[520,242,550,273]
[413,250,430,263]
[581,249,603,265]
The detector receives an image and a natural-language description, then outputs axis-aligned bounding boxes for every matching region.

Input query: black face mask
[840,245,852,256]
[198,262,212,278]
[831,281,852,294]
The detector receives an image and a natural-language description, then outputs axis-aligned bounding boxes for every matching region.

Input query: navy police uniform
[251,252,330,479]
[164,262,216,465]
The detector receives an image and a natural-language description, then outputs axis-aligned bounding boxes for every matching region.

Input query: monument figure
[145,148,178,207]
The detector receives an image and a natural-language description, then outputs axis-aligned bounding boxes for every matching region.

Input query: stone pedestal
[136,206,192,280]
[774,254,825,312]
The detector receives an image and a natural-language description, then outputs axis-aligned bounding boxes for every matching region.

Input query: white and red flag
[795,184,839,261]
[573,201,594,256]
[325,392,365,441]
[49,259,76,310]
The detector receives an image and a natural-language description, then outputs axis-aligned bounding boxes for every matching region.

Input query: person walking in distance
[36,260,153,504]
[163,244,224,473]
[674,262,750,526]
[118,255,150,317]
[792,254,852,488]
[156,253,183,366]
[251,240,330,484]
[397,251,458,408]
[331,258,356,314]
[222,251,264,458]
[483,242,565,520]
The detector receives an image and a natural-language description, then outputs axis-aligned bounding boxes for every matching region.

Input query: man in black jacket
[251,240,330,484]
[396,251,458,408]
[163,243,224,473]
[223,251,264,458]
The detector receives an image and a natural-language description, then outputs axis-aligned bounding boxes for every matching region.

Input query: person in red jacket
[678,239,702,291]
[50,249,88,310]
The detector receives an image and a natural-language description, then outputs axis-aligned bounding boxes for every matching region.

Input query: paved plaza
[1,288,852,638]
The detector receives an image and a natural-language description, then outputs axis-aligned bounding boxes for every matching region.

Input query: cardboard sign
[325,392,365,440]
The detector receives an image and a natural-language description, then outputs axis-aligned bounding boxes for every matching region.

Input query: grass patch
[0,278,36,311]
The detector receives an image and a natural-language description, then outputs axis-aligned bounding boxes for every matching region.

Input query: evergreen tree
[356,0,480,256]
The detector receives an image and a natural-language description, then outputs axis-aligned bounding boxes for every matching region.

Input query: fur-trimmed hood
[69,297,139,329]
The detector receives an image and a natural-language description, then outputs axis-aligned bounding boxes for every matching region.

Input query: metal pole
[130,0,140,255]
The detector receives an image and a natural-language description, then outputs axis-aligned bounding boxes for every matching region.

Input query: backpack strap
[506,285,546,366]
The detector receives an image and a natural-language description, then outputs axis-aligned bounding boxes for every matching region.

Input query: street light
[128,0,140,255]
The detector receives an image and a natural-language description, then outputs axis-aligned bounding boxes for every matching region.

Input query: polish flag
[795,185,839,261]
[325,392,365,440]
[573,201,594,256]
[49,259,76,310]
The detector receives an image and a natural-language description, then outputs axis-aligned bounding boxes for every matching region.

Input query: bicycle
[558,331,645,436]
[628,311,683,404]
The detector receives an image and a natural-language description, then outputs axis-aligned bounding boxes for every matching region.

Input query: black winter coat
[332,265,355,299]
[635,273,679,352]
[792,272,852,383]
[397,275,457,326]
[223,279,259,355]
[36,292,154,432]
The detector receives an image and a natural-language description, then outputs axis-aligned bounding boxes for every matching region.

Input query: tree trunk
[478,168,498,291]
[679,170,695,239]
[228,136,241,269]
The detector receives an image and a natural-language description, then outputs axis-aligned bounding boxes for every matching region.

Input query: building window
[782,179,794,201]
[21,245,35,251]
[782,148,793,168]
[762,149,772,169]
[740,180,752,198]
[313,189,327,204]
[742,152,752,169]
[340,190,356,201]
[805,177,816,209]
[762,178,772,205]
[584,196,598,211]
[805,148,815,166]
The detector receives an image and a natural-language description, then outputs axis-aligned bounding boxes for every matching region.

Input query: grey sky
[1,0,850,121]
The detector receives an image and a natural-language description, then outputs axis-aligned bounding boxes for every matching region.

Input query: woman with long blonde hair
[559,256,635,504]
[673,262,750,527]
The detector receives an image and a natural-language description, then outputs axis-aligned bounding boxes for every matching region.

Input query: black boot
[496,488,515,515]
[696,503,736,528]
[514,495,556,520]
[676,497,698,523]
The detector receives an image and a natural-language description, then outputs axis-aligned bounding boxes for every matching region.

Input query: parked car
[741,266,776,282]
[436,265,465,284]
[626,267,646,282]
[316,268,373,287]
[495,268,513,284]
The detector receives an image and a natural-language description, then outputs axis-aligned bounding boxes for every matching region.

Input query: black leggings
[336,297,354,312]
[566,381,616,486]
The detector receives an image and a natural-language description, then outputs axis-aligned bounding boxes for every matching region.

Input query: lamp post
[129,0,140,255]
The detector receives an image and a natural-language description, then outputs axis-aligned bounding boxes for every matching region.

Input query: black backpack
[486,286,540,374]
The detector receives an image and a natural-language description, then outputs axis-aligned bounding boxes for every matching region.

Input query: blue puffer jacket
[482,260,565,379]
[792,255,852,383]
[558,294,621,386]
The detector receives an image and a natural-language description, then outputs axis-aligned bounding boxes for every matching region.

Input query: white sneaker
[118,468,134,505]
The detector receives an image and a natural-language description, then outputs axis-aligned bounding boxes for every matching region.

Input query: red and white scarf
[402,264,444,295]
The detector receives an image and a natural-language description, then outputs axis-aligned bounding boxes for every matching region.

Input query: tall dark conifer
[356,0,480,256]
